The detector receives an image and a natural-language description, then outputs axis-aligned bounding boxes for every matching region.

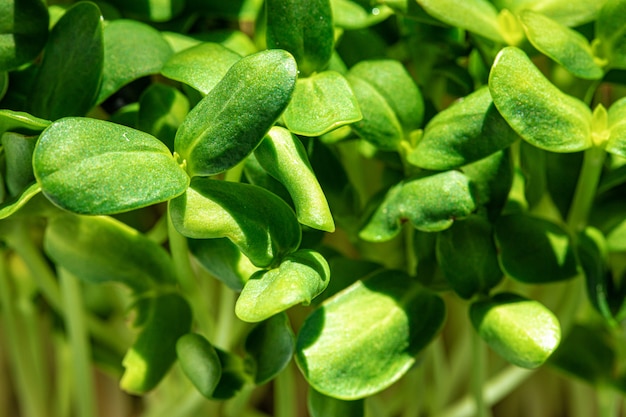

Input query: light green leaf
[161,42,241,95]
[107,0,185,22]
[0,0,49,71]
[283,71,361,137]
[254,127,334,232]
[596,0,626,69]
[169,178,301,268]
[296,270,445,400]
[308,387,364,417]
[44,214,177,292]
[359,171,476,241]
[138,83,190,151]
[33,117,189,215]
[174,49,297,177]
[470,292,561,368]
[409,87,518,170]
[97,19,173,103]
[235,249,329,322]
[176,333,222,399]
[520,10,603,80]
[331,0,393,29]
[489,47,592,152]
[606,97,626,157]
[0,109,50,136]
[493,0,604,26]
[0,182,41,219]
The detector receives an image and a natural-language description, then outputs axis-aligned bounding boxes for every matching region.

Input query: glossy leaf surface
[409,87,518,170]
[0,0,49,71]
[254,127,334,232]
[283,71,361,137]
[495,213,579,283]
[489,47,592,152]
[296,270,445,399]
[236,250,330,322]
[360,171,476,241]
[169,178,301,268]
[33,118,189,214]
[175,49,297,177]
[470,292,561,369]
[176,333,222,398]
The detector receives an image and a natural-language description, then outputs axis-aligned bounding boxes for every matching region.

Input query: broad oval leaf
[97,19,173,103]
[254,127,334,232]
[29,1,104,119]
[266,0,334,75]
[235,249,330,322]
[489,47,592,152]
[33,118,189,215]
[596,0,626,69]
[520,10,603,80]
[174,49,297,177]
[161,42,241,95]
[121,293,192,393]
[244,313,295,385]
[308,387,364,417]
[44,213,176,292]
[409,87,519,170]
[169,178,301,268]
[359,171,476,241]
[494,213,580,283]
[0,0,49,71]
[470,292,561,369]
[176,333,222,398]
[283,71,362,137]
[296,270,445,400]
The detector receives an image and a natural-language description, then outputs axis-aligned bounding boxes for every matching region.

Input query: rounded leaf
[176,333,222,398]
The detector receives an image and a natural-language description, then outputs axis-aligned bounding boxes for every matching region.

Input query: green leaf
[520,10,603,80]
[121,293,192,393]
[331,0,394,29]
[296,270,445,400]
[161,42,241,95]
[489,47,593,152]
[235,249,329,322]
[97,19,173,103]
[283,71,362,137]
[44,214,176,292]
[0,182,41,219]
[33,118,189,215]
[169,178,301,268]
[436,215,503,299]
[595,0,626,69]
[494,213,580,283]
[0,71,7,100]
[416,0,504,42]
[138,83,190,151]
[408,87,519,170]
[606,96,626,157]
[470,292,561,369]
[266,0,334,75]
[188,238,258,291]
[313,257,382,305]
[174,49,297,177]
[107,0,185,22]
[0,109,50,136]
[1,132,36,196]
[0,0,49,71]
[308,387,364,417]
[254,127,334,232]
[29,1,104,119]
[359,171,476,241]
[211,348,248,399]
[244,313,295,385]
[176,333,222,399]
[525,0,605,27]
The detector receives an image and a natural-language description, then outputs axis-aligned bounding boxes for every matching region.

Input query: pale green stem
[274,361,297,417]
[598,387,621,417]
[471,331,490,417]
[52,334,72,417]
[566,145,606,232]
[429,337,450,415]
[59,268,96,417]
[214,283,240,350]
[401,365,423,417]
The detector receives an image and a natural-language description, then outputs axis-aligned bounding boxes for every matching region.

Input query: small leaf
[97,20,173,103]
[138,83,190,151]
[331,0,394,29]
[174,49,297,177]
[266,0,334,75]
[360,171,476,241]
[409,87,519,170]
[244,313,295,385]
[308,387,364,417]
[606,96,626,157]
[176,333,222,399]
[596,0,626,69]
[254,127,334,232]
[1,132,36,196]
[33,118,189,215]
[44,214,176,292]
[0,182,41,219]
[489,46,592,152]
[494,213,580,283]
[296,270,445,400]
[520,10,603,80]
[169,178,301,268]
[283,71,362,137]
[470,292,561,369]
[235,249,330,322]
[0,109,50,136]
[211,348,248,399]
[161,42,241,95]
[29,1,104,119]
[0,0,49,71]
[121,293,192,393]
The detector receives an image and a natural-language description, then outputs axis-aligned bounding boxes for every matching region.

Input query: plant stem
[566,145,606,232]
[274,361,297,417]
[471,331,490,417]
[59,268,96,417]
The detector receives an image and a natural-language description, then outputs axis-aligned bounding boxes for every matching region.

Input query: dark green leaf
[0,0,49,71]
[138,83,189,151]
[176,333,222,398]
[211,348,248,399]
[1,132,36,196]
[174,49,297,177]
[595,0,626,69]
[107,0,185,22]
[308,387,364,417]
